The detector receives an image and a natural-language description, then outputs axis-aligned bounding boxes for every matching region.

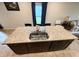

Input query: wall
[46,2,79,25]
[0,2,32,29]
[1,2,79,29]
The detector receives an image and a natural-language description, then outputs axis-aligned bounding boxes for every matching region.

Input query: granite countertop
[3,25,78,44]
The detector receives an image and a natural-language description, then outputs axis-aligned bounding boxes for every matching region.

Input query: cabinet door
[27,42,50,53]
[8,43,28,54]
[49,40,73,51]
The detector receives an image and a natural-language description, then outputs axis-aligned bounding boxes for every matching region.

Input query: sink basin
[29,31,49,40]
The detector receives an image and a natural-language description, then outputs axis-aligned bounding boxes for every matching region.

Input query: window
[32,2,47,26]
[35,3,42,24]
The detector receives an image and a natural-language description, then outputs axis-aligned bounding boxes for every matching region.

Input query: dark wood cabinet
[8,43,28,54]
[27,42,50,53]
[49,40,73,51]
[7,40,74,54]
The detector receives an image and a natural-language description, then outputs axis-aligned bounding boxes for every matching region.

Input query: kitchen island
[3,25,78,54]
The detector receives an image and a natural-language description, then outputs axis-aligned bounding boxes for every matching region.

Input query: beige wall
[46,2,79,25]
[1,2,79,29]
[0,2,32,29]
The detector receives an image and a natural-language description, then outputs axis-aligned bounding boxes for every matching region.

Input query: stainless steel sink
[29,31,49,40]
